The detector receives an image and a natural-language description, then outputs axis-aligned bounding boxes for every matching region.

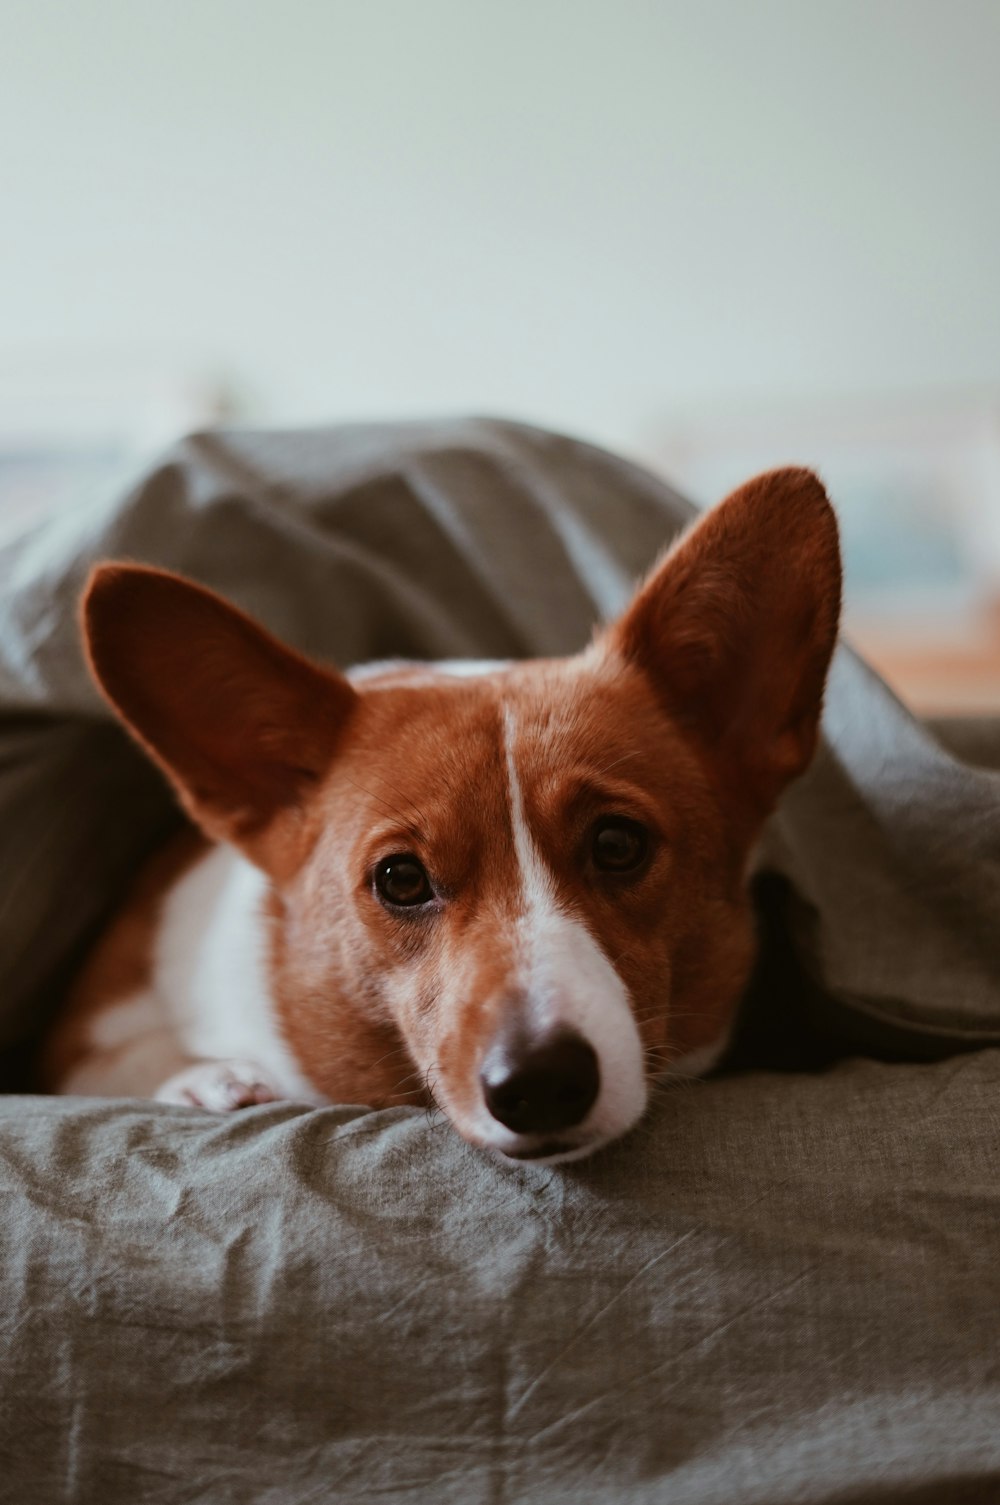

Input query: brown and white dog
[43,467,840,1164]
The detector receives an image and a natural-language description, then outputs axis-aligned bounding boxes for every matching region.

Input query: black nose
[480,1027,600,1135]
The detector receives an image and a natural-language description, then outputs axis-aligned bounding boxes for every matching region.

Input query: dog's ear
[609,467,841,814]
[84,565,358,874]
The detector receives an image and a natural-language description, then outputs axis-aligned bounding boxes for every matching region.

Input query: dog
[42,466,841,1164]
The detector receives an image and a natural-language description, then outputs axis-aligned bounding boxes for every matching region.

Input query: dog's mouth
[436,1088,632,1165]
[492,1131,619,1166]
[471,1126,618,1166]
[438,1100,620,1165]
[503,1139,575,1161]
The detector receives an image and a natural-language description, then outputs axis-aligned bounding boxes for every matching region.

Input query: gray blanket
[2,418,999,1503]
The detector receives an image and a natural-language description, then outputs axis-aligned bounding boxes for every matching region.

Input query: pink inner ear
[83,563,358,864]
[611,467,842,811]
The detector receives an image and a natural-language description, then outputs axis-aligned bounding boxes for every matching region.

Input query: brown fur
[39,827,208,1089]
[47,466,841,1149]
[261,652,761,1128]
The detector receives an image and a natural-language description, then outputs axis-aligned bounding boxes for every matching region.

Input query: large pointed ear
[83,565,358,873]
[610,467,841,813]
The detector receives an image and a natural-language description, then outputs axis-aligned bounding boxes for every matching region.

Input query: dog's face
[84,467,840,1162]
[268,653,757,1162]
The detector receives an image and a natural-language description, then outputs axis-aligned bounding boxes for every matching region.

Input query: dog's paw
[154,1059,283,1112]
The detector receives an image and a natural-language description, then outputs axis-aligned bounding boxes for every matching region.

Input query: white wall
[2,0,998,457]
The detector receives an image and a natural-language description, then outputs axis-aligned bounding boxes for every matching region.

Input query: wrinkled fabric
[3,1059,1000,1505]
[2,418,1000,1503]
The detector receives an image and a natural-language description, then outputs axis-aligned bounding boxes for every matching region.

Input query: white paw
[154,1059,283,1112]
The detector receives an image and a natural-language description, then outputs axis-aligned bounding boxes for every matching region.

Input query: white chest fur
[77,847,324,1104]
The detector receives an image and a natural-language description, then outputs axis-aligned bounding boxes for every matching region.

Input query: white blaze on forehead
[492,705,647,1149]
[502,706,558,912]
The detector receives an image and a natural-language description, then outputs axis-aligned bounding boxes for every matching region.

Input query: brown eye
[374,855,434,908]
[591,817,650,874]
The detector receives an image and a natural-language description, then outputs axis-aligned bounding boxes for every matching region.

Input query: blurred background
[2,0,998,710]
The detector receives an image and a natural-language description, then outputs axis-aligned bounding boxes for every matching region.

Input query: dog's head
[84,467,840,1162]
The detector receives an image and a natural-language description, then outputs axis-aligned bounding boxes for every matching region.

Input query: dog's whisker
[367,1043,415,1072]
[389,1071,430,1098]
[356,768,432,830]
[594,749,641,778]
[390,1064,426,1086]
[341,775,422,830]
[421,1063,444,1113]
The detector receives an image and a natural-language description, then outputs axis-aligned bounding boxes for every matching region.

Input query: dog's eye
[591,817,650,874]
[374,855,434,908]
